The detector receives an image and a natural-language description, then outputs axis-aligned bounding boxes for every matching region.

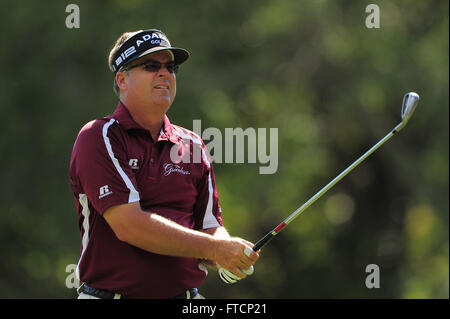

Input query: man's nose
[157,65,171,76]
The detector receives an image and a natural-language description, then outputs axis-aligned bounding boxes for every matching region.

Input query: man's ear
[115,71,128,91]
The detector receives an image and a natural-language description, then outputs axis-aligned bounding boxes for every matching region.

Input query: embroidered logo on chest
[129,159,139,170]
[163,163,190,176]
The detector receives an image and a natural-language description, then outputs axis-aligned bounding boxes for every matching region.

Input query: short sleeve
[69,118,140,215]
[193,140,223,230]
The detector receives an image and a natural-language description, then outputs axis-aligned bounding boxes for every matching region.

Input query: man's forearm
[201,226,230,239]
[104,202,258,274]
[104,202,220,260]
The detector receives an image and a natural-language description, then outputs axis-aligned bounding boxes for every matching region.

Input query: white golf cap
[111,29,190,73]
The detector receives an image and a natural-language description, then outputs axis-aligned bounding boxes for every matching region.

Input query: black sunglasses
[125,59,179,74]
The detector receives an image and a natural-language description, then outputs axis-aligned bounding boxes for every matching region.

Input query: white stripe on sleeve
[102,119,140,203]
[76,193,90,282]
[202,172,220,229]
[176,131,220,229]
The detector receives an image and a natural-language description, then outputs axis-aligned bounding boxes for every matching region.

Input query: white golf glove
[218,265,254,284]
[218,246,255,284]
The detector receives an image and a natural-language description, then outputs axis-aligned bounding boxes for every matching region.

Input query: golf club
[252,92,420,251]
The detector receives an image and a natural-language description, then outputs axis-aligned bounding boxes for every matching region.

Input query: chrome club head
[401,92,419,125]
[395,92,419,132]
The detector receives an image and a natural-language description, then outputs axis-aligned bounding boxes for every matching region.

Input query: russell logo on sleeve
[99,185,113,199]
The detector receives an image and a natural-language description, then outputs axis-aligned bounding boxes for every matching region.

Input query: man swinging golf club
[69,29,259,299]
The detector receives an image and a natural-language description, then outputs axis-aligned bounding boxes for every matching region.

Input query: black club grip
[253,231,275,251]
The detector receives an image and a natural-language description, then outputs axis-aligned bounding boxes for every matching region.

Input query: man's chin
[150,99,173,113]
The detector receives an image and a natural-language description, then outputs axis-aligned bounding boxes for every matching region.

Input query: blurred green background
[0,0,448,298]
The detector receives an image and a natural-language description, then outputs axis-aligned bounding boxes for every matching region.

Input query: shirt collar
[112,101,180,144]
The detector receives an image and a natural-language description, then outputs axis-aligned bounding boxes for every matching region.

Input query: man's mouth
[154,85,169,89]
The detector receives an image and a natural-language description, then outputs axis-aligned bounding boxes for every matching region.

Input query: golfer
[69,29,259,299]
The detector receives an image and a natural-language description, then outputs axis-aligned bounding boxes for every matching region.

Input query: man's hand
[217,245,257,284]
[201,227,260,282]
[218,265,254,284]
[212,237,259,280]
[199,248,255,284]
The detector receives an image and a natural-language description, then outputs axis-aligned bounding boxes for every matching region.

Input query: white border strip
[176,131,220,229]
[76,193,90,282]
[103,119,140,203]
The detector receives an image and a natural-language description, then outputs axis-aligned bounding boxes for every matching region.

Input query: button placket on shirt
[146,132,159,181]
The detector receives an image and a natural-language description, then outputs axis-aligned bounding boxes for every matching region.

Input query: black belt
[78,283,198,299]
[78,283,121,299]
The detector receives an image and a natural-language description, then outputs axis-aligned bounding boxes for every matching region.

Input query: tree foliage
[0,0,448,298]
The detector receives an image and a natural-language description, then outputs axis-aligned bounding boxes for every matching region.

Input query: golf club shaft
[253,122,404,251]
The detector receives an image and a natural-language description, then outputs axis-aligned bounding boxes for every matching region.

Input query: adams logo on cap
[112,29,189,73]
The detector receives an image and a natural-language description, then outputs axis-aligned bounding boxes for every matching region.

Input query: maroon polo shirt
[69,101,223,298]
